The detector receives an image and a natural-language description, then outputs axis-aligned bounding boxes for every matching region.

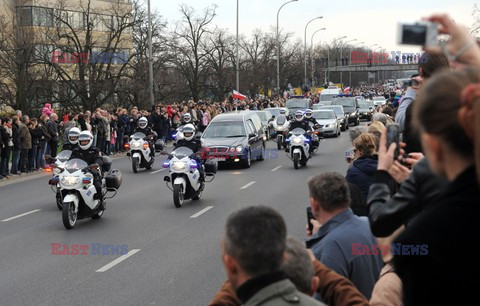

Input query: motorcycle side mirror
[248,133,256,139]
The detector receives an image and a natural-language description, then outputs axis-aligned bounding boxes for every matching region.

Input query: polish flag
[233,90,246,100]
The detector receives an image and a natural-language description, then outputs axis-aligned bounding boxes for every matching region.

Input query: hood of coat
[353,155,378,176]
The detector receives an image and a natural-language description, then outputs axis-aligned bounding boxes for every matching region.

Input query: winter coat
[19,122,32,150]
[12,123,21,150]
[346,155,378,199]
[42,103,53,116]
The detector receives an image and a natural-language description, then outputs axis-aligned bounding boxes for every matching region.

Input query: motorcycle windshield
[57,150,72,162]
[132,132,146,140]
[171,147,194,159]
[291,128,306,135]
[65,159,88,172]
[276,116,286,125]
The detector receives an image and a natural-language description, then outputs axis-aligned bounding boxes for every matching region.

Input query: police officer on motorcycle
[62,127,81,151]
[70,131,105,208]
[304,108,323,148]
[173,124,205,182]
[289,110,312,131]
[134,117,157,157]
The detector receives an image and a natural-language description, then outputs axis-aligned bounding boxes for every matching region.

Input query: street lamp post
[326,36,346,84]
[367,44,377,85]
[147,0,154,107]
[349,41,363,86]
[310,28,326,91]
[236,0,239,91]
[340,39,356,86]
[277,0,299,95]
[304,16,322,90]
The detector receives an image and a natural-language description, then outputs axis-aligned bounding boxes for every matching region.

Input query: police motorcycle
[285,128,312,169]
[125,132,155,173]
[270,113,291,150]
[49,133,122,229]
[162,126,217,208]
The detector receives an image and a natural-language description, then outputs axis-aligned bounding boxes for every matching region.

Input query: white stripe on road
[190,206,214,219]
[271,166,282,172]
[95,249,141,272]
[240,181,256,190]
[150,169,166,174]
[1,209,41,222]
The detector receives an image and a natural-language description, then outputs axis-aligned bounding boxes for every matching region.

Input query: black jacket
[288,120,311,132]
[12,123,20,150]
[346,155,378,199]
[175,139,202,153]
[393,166,479,306]
[46,120,58,141]
[70,147,103,166]
[133,127,154,137]
[30,126,43,146]
[367,158,449,237]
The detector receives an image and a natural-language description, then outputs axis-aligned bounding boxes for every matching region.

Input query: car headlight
[61,176,80,187]
[171,161,188,171]
[292,137,302,144]
[130,141,142,149]
[235,146,243,152]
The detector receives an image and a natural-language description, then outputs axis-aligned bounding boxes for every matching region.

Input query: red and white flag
[233,90,246,100]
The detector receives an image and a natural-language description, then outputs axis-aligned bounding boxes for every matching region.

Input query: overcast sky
[151,0,477,54]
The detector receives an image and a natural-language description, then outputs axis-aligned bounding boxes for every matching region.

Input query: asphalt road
[0,128,353,306]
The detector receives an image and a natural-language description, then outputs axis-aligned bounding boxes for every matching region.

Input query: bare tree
[169,4,216,102]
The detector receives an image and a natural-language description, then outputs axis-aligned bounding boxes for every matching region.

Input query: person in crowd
[346,133,378,198]
[77,113,87,131]
[41,103,54,117]
[28,118,41,171]
[395,52,449,154]
[115,109,126,152]
[306,172,382,299]
[392,67,479,305]
[95,110,108,154]
[221,206,325,306]
[210,236,369,306]
[0,117,12,178]
[18,115,32,173]
[371,113,387,126]
[348,126,367,145]
[11,116,21,175]
[47,113,59,158]
[0,117,7,179]
[367,121,385,150]
[37,115,50,169]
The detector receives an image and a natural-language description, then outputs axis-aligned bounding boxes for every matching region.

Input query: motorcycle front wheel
[62,202,77,229]
[173,184,184,208]
[277,136,282,150]
[132,157,139,173]
[293,153,300,169]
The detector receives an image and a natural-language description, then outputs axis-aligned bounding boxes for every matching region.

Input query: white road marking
[271,166,282,172]
[1,209,41,222]
[150,169,166,174]
[95,249,141,272]
[190,206,214,219]
[240,181,256,190]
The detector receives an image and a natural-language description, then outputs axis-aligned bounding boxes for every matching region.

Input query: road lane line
[190,206,214,219]
[151,169,166,174]
[240,181,256,190]
[95,249,141,272]
[1,209,41,222]
[271,166,282,172]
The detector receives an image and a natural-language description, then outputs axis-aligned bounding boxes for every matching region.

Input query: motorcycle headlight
[277,126,284,131]
[292,137,302,144]
[235,146,243,152]
[171,161,188,171]
[131,141,142,149]
[61,176,80,187]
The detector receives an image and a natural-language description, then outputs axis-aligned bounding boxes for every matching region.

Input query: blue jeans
[11,149,20,174]
[37,141,47,168]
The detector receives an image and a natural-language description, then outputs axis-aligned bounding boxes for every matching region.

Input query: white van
[320,86,342,104]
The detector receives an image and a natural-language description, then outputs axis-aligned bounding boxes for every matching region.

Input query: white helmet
[78,131,94,150]
[138,117,148,129]
[279,109,287,115]
[68,127,81,145]
[183,113,191,123]
[182,123,196,141]
[295,110,304,122]
[304,109,313,119]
